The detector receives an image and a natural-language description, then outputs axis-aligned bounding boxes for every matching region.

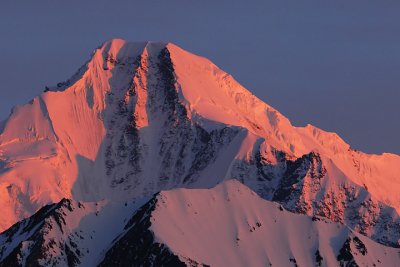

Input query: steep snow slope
[0,197,151,267]
[0,39,399,247]
[1,181,398,267]
[168,43,400,211]
[144,180,400,267]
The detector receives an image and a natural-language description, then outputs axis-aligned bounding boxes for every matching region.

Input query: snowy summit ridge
[0,39,399,266]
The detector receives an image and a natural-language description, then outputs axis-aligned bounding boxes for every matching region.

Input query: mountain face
[1,181,399,267]
[0,39,399,266]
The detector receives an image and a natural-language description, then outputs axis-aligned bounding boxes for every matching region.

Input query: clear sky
[0,1,399,154]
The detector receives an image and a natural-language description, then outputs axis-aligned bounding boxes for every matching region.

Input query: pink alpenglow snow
[0,39,399,266]
[0,181,399,266]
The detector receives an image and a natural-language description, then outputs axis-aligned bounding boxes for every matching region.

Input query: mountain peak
[98,39,169,60]
[0,40,399,251]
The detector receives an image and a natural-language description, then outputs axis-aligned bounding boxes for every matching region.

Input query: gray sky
[0,1,399,154]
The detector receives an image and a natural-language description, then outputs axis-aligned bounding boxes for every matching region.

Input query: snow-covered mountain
[0,39,399,266]
[1,181,399,266]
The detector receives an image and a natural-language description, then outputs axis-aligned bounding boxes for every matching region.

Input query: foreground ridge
[1,181,399,266]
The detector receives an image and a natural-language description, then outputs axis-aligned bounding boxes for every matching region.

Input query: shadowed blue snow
[0,1,399,154]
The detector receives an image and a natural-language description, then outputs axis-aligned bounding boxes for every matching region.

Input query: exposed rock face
[100,46,240,194]
[98,197,186,267]
[0,199,84,267]
[232,149,400,247]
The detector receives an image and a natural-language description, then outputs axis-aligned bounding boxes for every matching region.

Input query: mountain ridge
[0,39,399,251]
[1,180,399,266]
